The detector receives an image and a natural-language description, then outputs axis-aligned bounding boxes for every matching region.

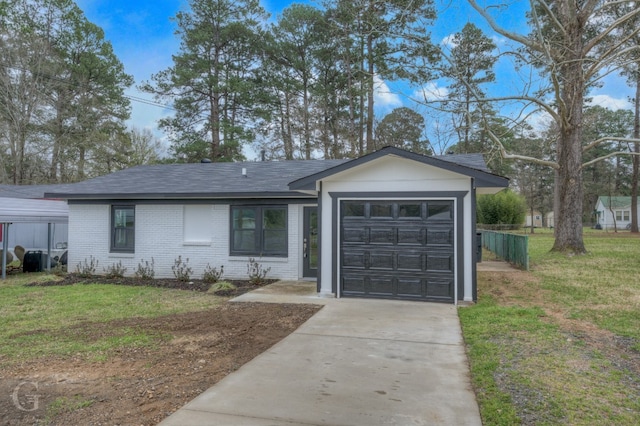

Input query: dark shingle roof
[44,148,502,200]
[0,184,76,199]
[45,160,348,200]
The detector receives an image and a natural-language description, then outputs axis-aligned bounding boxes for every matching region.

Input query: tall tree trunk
[551,6,587,254]
[283,92,293,160]
[303,75,311,160]
[366,33,374,153]
[358,38,365,156]
[210,93,221,160]
[632,71,640,233]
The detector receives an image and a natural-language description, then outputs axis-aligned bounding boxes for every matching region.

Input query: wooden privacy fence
[480,230,529,270]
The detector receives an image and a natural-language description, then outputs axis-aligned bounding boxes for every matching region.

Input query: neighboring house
[0,185,70,251]
[0,185,70,278]
[546,212,554,228]
[46,147,508,304]
[525,210,543,228]
[595,196,639,230]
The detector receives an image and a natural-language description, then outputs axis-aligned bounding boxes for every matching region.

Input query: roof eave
[45,191,317,201]
[289,146,509,190]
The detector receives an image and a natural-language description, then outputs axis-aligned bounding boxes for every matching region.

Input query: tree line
[0,0,162,185]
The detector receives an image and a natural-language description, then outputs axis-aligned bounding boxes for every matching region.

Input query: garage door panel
[397,228,424,245]
[343,227,367,243]
[397,279,423,297]
[426,278,454,299]
[426,228,453,246]
[343,275,365,294]
[369,227,394,244]
[342,251,366,268]
[426,254,453,272]
[369,252,394,270]
[369,277,394,295]
[397,253,423,271]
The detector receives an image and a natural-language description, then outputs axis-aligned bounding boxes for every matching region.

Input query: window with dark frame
[111,205,135,252]
[231,206,287,256]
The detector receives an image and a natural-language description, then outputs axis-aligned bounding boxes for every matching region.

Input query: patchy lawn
[0,273,320,425]
[461,232,640,425]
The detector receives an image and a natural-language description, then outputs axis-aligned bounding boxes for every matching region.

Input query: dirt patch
[0,300,321,425]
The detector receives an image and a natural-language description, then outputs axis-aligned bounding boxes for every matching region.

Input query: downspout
[47,223,53,272]
[1,223,9,279]
[471,179,478,303]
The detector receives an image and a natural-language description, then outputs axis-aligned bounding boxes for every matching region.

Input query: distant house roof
[0,184,70,224]
[597,196,633,209]
[0,184,74,199]
[44,147,505,200]
[0,197,68,224]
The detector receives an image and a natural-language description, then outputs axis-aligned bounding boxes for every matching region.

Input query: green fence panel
[479,230,529,270]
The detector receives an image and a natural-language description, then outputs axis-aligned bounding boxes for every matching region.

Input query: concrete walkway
[159,284,482,426]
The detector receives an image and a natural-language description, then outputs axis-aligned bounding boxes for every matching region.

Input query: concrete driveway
[160,288,482,426]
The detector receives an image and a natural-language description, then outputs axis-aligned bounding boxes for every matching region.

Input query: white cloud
[588,94,631,111]
[373,75,403,109]
[441,34,457,49]
[413,83,449,102]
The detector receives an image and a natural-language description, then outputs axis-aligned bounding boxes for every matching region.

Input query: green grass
[462,231,640,425]
[44,395,95,424]
[0,273,222,363]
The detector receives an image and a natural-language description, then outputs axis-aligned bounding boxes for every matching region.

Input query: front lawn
[461,232,640,425]
[0,273,221,362]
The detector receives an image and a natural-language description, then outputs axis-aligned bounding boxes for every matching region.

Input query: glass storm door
[303,207,318,278]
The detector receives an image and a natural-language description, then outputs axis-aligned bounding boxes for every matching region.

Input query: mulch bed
[24,273,276,296]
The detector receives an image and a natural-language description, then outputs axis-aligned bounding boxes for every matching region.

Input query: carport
[1,197,69,279]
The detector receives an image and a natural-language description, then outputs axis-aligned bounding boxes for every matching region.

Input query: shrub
[172,256,193,282]
[75,256,98,278]
[52,263,67,276]
[477,190,526,226]
[134,258,155,280]
[103,261,127,278]
[208,281,236,293]
[202,264,224,283]
[247,258,271,286]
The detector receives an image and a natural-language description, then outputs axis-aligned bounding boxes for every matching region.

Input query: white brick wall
[68,203,303,280]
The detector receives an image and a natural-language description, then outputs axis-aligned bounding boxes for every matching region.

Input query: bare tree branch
[583,136,640,153]
[466,0,544,51]
[581,151,640,169]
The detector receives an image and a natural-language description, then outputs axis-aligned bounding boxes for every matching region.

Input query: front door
[303,207,318,278]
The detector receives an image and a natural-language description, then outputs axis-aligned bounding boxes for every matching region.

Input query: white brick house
[48,147,508,304]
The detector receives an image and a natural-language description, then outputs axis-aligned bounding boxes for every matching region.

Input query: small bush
[103,261,127,278]
[247,257,271,286]
[75,256,98,278]
[134,258,155,280]
[202,264,224,283]
[477,190,526,226]
[52,263,67,276]
[172,256,193,282]
[208,281,236,293]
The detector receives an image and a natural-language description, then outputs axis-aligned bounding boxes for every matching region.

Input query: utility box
[23,251,57,273]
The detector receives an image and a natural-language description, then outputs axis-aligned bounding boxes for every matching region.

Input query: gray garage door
[340,200,455,303]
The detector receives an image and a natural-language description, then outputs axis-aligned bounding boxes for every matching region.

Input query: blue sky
[75,0,634,155]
